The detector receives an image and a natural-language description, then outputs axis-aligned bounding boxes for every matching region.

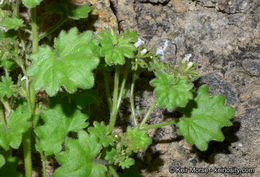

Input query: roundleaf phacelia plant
[0,0,235,176]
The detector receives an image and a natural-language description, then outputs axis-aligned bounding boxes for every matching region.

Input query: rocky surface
[108,0,260,176]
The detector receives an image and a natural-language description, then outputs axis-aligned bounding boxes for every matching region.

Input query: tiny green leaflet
[98,29,136,65]
[126,126,152,153]
[0,76,16,98]
[0,17,24,30]
[88,121,114,147]
[150,72,193,111]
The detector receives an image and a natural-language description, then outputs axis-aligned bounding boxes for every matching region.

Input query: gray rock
[107,0,260,176]
[196,72,237,105]
[242,59,260,76]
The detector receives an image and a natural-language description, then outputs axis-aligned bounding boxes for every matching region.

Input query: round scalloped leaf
[54,131,107,177]
[67,1,92,20]
[150,72,193,111]
[0,104,31,150]
[176,85,235,151]
[126,127,152,153]
[0,17,24,30]
[98,30,136,65]
[119,157,135,169]
[0,76,16,98]
[22,0,42,8]
[27,28,99,96]
[35,102,88,155]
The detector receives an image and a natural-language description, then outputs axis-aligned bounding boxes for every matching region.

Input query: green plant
[0,0,235,176]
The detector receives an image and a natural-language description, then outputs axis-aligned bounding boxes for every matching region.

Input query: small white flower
[21,76,27,81]
[182,54,192,63]
[140,49,147,55]
[187,62,193,69]
[134,38,144,48]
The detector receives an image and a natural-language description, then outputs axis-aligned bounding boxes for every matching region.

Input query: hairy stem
[140,100,158,128]
[14,0,20,16]
[130,72,137,125]
[29,10,48,170]
[109,166,119,177]
[39,17,67,40]
[23,130,32,177]
[31,8,38,53]
[117,66,129,109]
[103,71,112,112]
[0,104,6,126]
[14,45,26,74]
[0,98,11,114]
[140,119,178,130]
[23,7,38,177]
[108,66,120,133]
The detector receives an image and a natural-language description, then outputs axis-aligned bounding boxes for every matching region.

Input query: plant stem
[23,130,32,177]
[14,46,26,74]
[22,7,38,177]
[0,104,6,126]
[0,98,11,114]
[140,100,158,128]
[34,137,46,177]
[130,72,137,126]
[31,8,38,53]
[103,71,112,112]
[108,66,119,133]
[109,166,119,177]
[116,66,129,109]
[140,119,178,130]
[39,17,67,40]
[14,0,20,16]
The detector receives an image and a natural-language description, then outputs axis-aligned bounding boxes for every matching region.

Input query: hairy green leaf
[22,0,42,8]
[66,1,92,20]
[98,30,136,65]
[0,76,16,98]
[27,28,99,96]
[124,30,138,43]
[88,122,114,147]
[119,157,135,169]
[35,102,88,155]
[0,60,17,72]
[54,131,107,177]
[150,72,193,111]
[0,104,31,150]
[47,0,92,20]
[0,157,22,177]
[177,85,235,151]
[0,17,23,30]
[105,148,119,164]
[126,127,151,153]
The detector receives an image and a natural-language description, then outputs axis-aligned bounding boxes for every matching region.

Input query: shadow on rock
[191,120,240,164]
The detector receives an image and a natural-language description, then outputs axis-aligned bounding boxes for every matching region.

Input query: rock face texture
[108,0,260,176]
